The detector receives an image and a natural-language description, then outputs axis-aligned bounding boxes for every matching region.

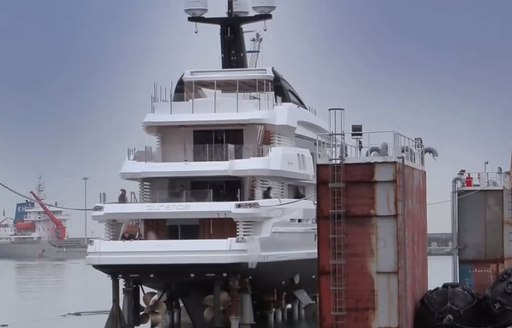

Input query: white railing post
[170,82,173,114]
[236,80,239,113]
[214,80,217,114]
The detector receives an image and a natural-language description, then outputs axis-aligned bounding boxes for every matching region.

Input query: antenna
[36,175,46,200]
[247,32,263,67]
[185,0,273,69]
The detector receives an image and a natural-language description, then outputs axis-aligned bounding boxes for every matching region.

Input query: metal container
[458,190,505,260]
[457,185,512,294]
[317,161,428,327]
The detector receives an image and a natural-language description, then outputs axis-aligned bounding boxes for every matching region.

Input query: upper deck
[458,171,510,190]
[143,67,327,134]
[316,130,435,170]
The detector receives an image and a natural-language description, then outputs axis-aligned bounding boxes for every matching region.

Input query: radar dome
[184,0,208,17]
[233,0,250,16]
[252,0,276,14]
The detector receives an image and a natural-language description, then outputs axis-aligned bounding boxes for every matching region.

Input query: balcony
[150,79,276,115]
[127,144,270,163]
[149,188,240,203]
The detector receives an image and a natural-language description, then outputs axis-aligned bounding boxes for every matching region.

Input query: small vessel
[0,181,86,260]
[87,0,329,326]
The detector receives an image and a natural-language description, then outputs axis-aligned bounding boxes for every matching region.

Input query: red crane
[30,191,66,240]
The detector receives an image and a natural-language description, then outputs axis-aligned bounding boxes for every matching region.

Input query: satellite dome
[184,0,208,17]
[252,0,276,14]
[233,0,250,17]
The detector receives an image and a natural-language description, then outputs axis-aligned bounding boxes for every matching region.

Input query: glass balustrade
[141,187,241,203]
[127,145,270,163]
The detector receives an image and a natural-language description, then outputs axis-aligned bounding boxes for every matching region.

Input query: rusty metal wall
[344,163,389,327]
[316,164,334,328]
[317,162,428,328]
[400,164,428,328]
[503,189,512,260]
[459,260,505,295]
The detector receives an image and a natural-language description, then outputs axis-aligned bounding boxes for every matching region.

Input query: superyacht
[86,1,329,326]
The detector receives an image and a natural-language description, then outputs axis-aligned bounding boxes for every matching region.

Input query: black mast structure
[188,0,272,69]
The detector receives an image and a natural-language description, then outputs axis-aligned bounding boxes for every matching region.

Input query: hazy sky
[0,0,511,237]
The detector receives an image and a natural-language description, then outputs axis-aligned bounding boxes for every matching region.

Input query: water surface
[0,257,451,327]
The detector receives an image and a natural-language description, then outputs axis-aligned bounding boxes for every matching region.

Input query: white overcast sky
[0,0,511,237]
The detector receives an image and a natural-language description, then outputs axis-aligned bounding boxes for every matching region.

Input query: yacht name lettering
[146,204,191,211]
[235,202,260,209]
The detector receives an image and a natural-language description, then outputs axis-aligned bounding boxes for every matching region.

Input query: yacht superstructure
[87,1,329,326]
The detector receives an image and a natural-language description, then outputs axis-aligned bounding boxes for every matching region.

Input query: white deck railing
[150,80,277,115]
[317,131,430,168]
[127,144,270,163]
[459,171,510,189]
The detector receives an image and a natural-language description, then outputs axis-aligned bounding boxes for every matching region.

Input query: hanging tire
[415,282,482,328]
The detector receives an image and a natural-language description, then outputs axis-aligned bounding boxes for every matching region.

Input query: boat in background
[0,180,86,260]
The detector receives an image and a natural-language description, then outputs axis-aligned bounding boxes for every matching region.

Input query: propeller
[140,291,167,328]
[203,291,231,324]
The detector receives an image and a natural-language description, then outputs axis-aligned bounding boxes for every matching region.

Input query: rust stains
[317,161,428,328]
[400,164,428,328]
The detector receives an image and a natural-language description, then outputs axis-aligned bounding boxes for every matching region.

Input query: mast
[36,175,46,199]
[188,0,271,69]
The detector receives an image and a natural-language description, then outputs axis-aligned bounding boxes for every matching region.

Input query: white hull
[90,257,317,310]
[89,242,317,325]
[0,238,86,260]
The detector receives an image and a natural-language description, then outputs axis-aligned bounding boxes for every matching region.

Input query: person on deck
[118,189,128,203]
[263,186,272,199]
[121,231,133,240]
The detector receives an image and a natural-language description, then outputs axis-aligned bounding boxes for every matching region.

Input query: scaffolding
[329,108,347,327]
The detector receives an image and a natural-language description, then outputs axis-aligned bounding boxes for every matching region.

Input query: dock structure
[427,233,453,256]
[454,169,512,294]
[316,113,430,327]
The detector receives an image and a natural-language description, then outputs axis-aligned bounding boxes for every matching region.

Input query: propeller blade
[203,294,214,308]
[149,312,162,328]
[151,299,167,314]
[143,292,157,306]
[203,292,231,309]
[220,291,231,310]
[203,306,214,322]
[140,313,149,324]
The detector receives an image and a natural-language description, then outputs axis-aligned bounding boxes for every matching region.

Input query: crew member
[118,189,128,203]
